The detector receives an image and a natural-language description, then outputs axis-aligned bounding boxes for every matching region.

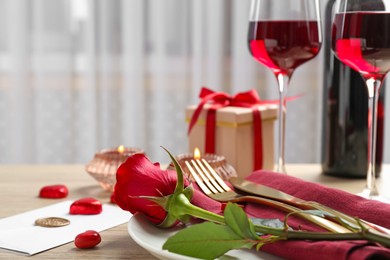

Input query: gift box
[186,104,277,178]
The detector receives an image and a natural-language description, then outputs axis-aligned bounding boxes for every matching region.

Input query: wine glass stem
[276,73,289,173]
[364,78,381,197]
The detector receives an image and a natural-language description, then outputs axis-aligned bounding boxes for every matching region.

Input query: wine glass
[248,0,322,173]
[332,0,389,201]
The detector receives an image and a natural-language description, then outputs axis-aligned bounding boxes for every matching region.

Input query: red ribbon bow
[188,87,277,171]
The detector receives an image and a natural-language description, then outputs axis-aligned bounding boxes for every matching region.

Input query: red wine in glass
[248,21,321,77]
[248,0,322,173]
[333,12,390,79]
[247,17,321,173]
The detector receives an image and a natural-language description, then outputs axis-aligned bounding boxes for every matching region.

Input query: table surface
[0,164,389,259]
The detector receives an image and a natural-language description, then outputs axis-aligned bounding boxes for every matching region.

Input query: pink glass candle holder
[85,146,144,192]
[171,152,237,181]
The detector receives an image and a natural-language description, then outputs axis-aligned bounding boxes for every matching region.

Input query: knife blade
[229,177,304,205]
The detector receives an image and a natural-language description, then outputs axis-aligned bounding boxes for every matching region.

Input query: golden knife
[230,177,314,207]
[230,177,390,234]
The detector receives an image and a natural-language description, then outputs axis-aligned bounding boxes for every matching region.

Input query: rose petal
[110,192,116,204]
[39,184,69,199]
[70,197,102,215]
[74,230,101,249]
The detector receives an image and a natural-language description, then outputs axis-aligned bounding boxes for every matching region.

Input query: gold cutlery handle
[230,177,390,234]
[226,195,351,233]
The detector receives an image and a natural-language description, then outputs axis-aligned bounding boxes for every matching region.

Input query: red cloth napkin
[190,170,390,260]
[245,170,390,260]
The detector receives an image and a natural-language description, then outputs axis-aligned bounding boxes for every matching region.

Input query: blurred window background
[0,0,389,165]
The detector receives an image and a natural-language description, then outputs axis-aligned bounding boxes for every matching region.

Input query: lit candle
[117,145,125,154]
[85,145,144,192]
[194,147,201,160]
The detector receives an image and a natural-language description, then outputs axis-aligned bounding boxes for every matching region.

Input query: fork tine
[201,159,231,192]
[195,160,225,193]
[185,161,213,195]
[189,160,219,194]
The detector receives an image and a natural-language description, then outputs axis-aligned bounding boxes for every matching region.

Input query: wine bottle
[321,0,385,178]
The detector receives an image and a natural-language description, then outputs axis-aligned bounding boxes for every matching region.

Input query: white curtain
[0,0,388,165]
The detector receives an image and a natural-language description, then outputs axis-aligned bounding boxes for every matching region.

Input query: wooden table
[0,164,389,259]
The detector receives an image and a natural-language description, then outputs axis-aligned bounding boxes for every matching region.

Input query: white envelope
[0,200,131,255]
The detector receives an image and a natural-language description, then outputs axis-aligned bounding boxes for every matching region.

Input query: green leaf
[183,184,194,201]
[163,222,256,260]
[177,214,192,224]
[138,195,168,209]
[158,212,179,228]
[224,203,258,240]
[161,146,184,193]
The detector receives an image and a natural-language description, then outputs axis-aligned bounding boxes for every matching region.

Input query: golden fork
[185,158,350,233]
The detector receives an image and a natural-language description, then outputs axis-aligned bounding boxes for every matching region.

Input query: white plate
[128,214,281,260]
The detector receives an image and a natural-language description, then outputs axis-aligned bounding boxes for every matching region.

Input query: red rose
[114,154,182,224]
[114,153,223,226]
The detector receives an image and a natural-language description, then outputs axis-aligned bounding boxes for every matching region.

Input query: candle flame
[194,148,201,160]
[117,145,125,153]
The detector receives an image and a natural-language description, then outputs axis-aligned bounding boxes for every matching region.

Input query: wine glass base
[275,165,287,174]
[275,159,287,174]
[357,189,390,203]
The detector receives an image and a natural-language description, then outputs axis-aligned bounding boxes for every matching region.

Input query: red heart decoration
[74,230,101,249]
[39,184,69,199]
[69,197,103,215]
